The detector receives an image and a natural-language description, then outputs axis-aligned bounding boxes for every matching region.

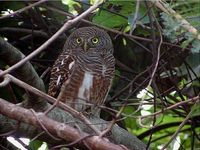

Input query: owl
[48,27,115,117]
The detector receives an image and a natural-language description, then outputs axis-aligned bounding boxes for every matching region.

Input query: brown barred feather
[48,27,115,117]
[48,51,74,98]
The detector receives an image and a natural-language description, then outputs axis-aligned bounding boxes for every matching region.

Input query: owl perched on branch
[48,27,115,116]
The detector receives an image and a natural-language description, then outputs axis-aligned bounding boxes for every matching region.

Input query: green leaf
[92,1,134,28]
[191,39,200,53]
[112,69,121,87]
[93,11,127,28]
[123,106,137,130]
[161,12,182,42]
[176,53,200,80]
[29,140,44,150]
[190,102,200,117]
[171,1,200,31]
[61,0,80,15]
[128,2,150,25]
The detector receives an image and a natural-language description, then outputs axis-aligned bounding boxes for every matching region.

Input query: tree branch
[0,0,48,20]
[0,98,127,150]
[4,73,101,135]
[141,95,199,119]
[45,5,191,51]
[0,97,147,150]
[0,0,103,77]
[151,0,200,40]
[0,37,47,110]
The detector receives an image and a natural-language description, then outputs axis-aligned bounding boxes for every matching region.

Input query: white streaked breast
[77,71,93,101]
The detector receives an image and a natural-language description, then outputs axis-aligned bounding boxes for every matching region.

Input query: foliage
[0,0,200,150]
[161,0,200,53]
[29,140,46,150]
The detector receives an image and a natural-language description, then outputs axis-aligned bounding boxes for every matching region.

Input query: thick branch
[0,73,146,149]
[6,74,101,135]
[0,98,125,150]
[0,98,146,150]
[0,37,47,110]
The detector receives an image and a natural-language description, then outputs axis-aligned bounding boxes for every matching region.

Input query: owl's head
[64,27,113,54]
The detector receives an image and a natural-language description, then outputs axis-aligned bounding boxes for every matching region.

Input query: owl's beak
[83,42,88,51]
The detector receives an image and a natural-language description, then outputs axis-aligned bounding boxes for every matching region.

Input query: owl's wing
[48,51,74,98]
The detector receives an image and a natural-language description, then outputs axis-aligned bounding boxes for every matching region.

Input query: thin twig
[0,122,20,137]
[141,95,199,119]
[0,0,48,20]
[0,144,9,150]
[146,16,162,92]
[0,1,103,78]
[109,68,149,101]
[30,109,61,141]
[50,135,93,150]
[0,76,11,87]
[30,131,45,142]
[144,2,158,147]
[161,110,192,150]
[74,0,127,19]
[46,6,189,51]
[130,0,140,34]
[138,7,163,124]
[40,67,51,79]
[99,105,124,138]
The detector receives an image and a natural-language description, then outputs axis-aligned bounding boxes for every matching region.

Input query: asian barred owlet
[48,27,115,116]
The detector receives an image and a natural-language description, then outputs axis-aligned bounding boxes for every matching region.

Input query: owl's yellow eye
[76,38,82,44]
[91,37,99,44]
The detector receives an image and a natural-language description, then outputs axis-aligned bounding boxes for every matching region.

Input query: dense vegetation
[0,0,199,149]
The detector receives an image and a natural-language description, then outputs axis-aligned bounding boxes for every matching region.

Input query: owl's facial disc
[75,35,101,52]
[83,37,99,51]
[75,37,88,51]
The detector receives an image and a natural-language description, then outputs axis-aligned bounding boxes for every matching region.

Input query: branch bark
[0,37,47,110]
[0,98,146,150]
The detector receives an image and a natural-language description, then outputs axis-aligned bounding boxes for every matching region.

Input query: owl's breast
[75,70,107,112]
[78,54,114,77]
[77,71,93,101]
[57,54,115,114]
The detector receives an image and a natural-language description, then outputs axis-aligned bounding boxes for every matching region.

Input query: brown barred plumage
[48,27,115,117]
